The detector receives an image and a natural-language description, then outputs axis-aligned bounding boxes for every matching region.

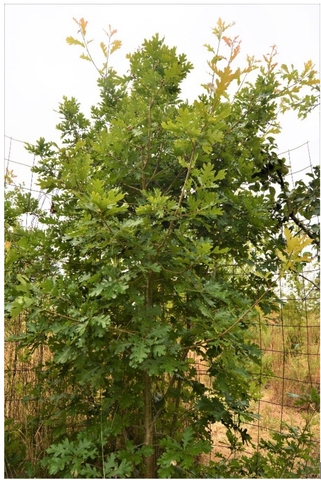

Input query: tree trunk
[143,372,155,478]
[143,272,156,478]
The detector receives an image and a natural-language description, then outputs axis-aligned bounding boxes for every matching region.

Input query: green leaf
[152,344,166,357]
[129,340,149,366]
[55,346,75,364]
[10,296,35,319]
[182,427,194,449]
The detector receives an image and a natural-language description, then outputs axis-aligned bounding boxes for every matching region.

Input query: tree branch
[289,212,320,248]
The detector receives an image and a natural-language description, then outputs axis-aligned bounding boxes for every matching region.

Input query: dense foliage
[5,18,319,478]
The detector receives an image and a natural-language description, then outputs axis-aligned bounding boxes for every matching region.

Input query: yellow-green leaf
[100,42,107,58]
[80,53,91,62]
[111,39,122,55]
[66,36,85,48]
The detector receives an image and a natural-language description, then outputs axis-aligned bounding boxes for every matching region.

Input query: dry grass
[258,311,320,407]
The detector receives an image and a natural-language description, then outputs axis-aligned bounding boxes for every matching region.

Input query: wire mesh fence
[191,266,320,462]
[4,135,320,472]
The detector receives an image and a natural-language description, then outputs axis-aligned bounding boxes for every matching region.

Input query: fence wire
[4,135,320,469]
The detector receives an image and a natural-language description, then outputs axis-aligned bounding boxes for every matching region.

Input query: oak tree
[5,18,319,478]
